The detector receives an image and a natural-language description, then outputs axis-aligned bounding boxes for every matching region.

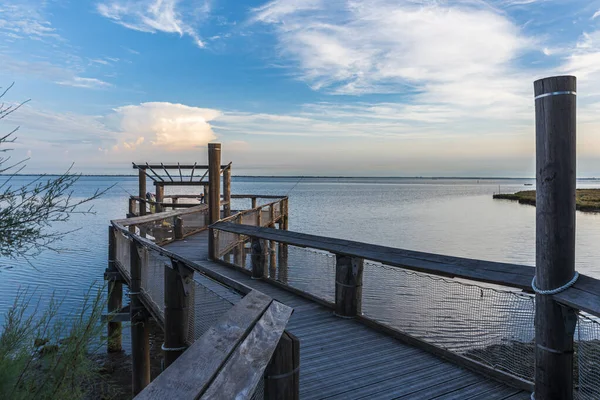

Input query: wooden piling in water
[334,255,363,318]
[130,240,150,395]
[534,75,577,400]
[163,259,192,368]
[174,217,183,240]
[208,143,221,260]
[107,226,122,352]
[265,331,300,400]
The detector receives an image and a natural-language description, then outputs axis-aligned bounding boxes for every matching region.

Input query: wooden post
[234,215,245,268]
[278,240,288,285]
[174,217,183,240]
[128,197,137,218]
[269,239,277,279]
[208,143,221,260]
[130,240,150,395]
[251,197,257,209]
[264,331,300,400]
[107,226,122,352]
[223,166,231,217]
[334,255,363,318]
[256,207,262,227]
[203,185,209,204]
[138,168,147,216]
[163,260,193,368]
[534,75,577,400]
[155,184,164,213]
[282,198,289,230]
[251,237,266,279]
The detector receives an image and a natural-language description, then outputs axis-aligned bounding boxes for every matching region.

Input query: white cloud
[97,0,209,48]
[107,102,220,151]
[0,1,61,41]
[56,76,113,89]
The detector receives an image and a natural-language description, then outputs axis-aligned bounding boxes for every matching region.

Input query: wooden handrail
[134,291,294,400]
[210,222,600,317]
[113,204,208,226]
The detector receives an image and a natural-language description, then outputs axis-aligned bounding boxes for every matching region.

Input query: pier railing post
[534,75,577,400]
[208,143,221,260]
[106,226,123,352]
[223,166,231,217]
[251,236,267,279]
[251,197,257,209]
[174,217,183,240]
[264,331,300,400]
[163,259,193,368]
[128,197,137,218]
[138,167,147,216]
[130,240,150,395]
[155,183,164,213]
[334,255,363,318]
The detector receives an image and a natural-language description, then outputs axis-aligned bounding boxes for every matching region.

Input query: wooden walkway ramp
[165,231,531,400]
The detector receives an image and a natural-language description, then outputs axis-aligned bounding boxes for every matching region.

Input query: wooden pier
[105,76,600,399]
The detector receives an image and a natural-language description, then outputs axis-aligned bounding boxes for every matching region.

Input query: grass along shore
[493,189,600,212]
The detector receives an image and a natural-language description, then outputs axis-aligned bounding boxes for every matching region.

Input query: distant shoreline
[494,189,600,212]
[2,174,599,180]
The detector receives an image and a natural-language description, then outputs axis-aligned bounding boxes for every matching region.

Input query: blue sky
[2,0,600,176]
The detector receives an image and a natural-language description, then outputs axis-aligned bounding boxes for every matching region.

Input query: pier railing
[108,196,296,398]
[209,221,600,397]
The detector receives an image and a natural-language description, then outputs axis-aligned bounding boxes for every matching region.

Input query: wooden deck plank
[163,232,533,400]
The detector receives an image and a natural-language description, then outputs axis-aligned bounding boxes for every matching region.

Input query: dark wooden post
[208,143,221,260]
[334,255,363,318]
[174,217,183,240]
[234,215,245,268]
[278,241,288,285]
[264,331,300,400]
[138,168,147,216]
[269,240,277,279]
[223,166,231,217]
[130,240,150,395]
[203,185,209,204]
[107,226,122,352]
[251,197,257,209]
[251,237,266,279]
[256,207,262,227]
[534,75,577,400]
[269,205,275,226]
[163,259,193,368]
[155,184,164,213]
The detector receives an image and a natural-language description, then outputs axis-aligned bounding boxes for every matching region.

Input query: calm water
[1,176,600,320]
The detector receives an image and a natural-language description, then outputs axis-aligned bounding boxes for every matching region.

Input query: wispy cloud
[97,0,210,48]
[56,76,113,89]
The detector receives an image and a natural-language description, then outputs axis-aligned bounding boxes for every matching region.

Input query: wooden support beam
[145,163,165,182]
[189,162,197,182]
[161,163,174,182]
[163,260,193,368]
[269,239,277,279]
[128,197,137,218]
[251,237,267,279]
[130,241,151,395]
[107,226,122,352]
[223,166,231,217]
[265,331,300,400]
[251,197,257,209]
[233,215,244,267]
[334,255,363,318]
[534,75,577,400]
[208,143,221,260]
[177,162,183,181]
[138,168,147,216]
[136,164,229,170]
[155,184,164,213]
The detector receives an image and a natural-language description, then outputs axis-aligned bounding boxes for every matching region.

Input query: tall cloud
[108,102,220,152]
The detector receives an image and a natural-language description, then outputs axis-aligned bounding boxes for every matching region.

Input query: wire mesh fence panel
[180,210,209,235]
[250,378,265,400]
[140,247,169,320]
[114,230,131,279]
[361,261,536,381]
[276,245,336,304]
[241,210,259,226]
[576,313,600,400]
[272,202,281,220]
[215,229,244,262]
[260,206,271,226]
[137,218,175,244]
[185,272,241,344]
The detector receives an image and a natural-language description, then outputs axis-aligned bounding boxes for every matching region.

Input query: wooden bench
[134,290,298,400]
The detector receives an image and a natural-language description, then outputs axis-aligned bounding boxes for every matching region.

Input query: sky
[1,0,600,176]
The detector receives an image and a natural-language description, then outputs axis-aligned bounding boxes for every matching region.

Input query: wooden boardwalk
[165,231,531,400]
